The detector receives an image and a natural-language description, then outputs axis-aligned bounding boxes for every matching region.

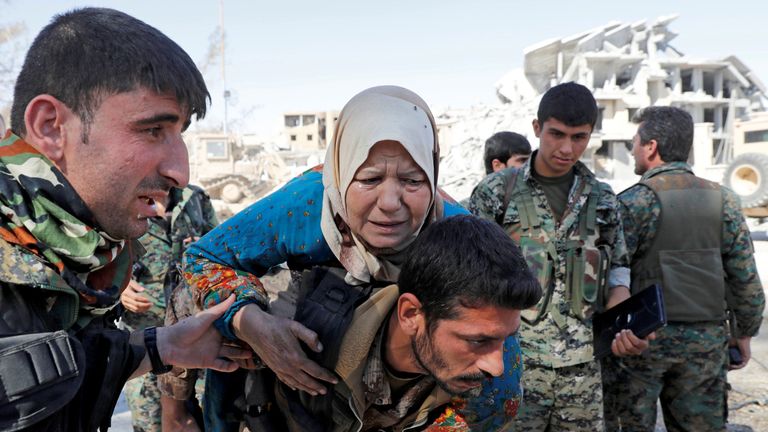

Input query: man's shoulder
[484,167,520,192]
[617,182,656,206]
[0,239,60,287]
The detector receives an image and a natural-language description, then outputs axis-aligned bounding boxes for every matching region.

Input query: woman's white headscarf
[320,85,444,285]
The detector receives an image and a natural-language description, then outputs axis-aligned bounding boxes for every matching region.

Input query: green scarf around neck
[0,131,133,307]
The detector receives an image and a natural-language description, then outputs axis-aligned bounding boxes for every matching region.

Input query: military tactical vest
[498,168,611,325]
[0,240,143,431]
[628,172,728,322]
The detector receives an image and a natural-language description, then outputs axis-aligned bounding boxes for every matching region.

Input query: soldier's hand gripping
[233,303,338,396]
[611,329,656,356]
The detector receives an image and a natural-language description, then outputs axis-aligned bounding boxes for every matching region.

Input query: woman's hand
[233,304,338,395]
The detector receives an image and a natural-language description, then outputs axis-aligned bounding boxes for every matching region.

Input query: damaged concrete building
[437,15,768,204]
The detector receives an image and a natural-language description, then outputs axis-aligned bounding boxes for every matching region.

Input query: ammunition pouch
[519,237,555,326]
[567,243,612,319]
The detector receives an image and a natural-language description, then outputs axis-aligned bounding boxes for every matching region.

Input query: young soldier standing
[470,82,648,430]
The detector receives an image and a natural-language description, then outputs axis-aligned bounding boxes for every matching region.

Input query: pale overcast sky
[4,0,767,134]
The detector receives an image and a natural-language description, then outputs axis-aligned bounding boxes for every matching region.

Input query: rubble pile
[436,100,538,201]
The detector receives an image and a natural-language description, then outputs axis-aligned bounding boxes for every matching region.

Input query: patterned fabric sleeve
[183,170,335,339]
[720,187,765,336]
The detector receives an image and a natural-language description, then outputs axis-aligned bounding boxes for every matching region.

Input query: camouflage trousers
[125,373,162,432]
[514,360,604,431]
[602,322,728,432]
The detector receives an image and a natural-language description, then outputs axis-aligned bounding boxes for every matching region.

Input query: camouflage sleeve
[200,192,219,231]
[158,281,201,399]
[617,185,660,261]
[596,183,630,288]
[721,188,765,337]
[468,172,506,222]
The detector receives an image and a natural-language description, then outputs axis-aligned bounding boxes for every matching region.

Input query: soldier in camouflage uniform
[121,185,218,432]
[470,82,648,431]
[602,106,765,432]
[0,8,250,431]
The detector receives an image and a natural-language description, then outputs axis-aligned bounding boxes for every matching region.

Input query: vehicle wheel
[723,153,768,208]
[221,182,243,203]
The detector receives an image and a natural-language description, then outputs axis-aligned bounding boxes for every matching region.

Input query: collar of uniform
[522,150,596,184]
[641,161,693,182]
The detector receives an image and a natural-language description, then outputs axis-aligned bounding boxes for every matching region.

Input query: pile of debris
[436,101,537,201]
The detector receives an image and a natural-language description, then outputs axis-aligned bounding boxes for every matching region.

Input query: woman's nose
[377,179,403,212]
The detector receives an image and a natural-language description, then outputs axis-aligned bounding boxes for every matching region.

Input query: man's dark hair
[399,215,541,329]
[632,106,693,162]
[11,7,209,138]
[537,82,598,129]
[483,131,531,174]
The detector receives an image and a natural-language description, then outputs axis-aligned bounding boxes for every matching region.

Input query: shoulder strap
[577,181,599,239]
[510,172,542,234]
[294,267,375,370]
[496,168,519,226]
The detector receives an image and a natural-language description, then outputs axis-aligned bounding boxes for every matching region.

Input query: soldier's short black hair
[537,82,598,129]
[11,7,209,138]
[633,106,693,162]
[483,131,531,174]
[398,215,541,330]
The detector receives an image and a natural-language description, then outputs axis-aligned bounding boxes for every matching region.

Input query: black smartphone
[729,346,743,365]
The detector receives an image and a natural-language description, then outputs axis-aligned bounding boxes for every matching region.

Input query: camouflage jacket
[619,162,765,336]
[0,131,141,431]
[0,131,136,330]
[123,185,217,330]
[470,152,630,367]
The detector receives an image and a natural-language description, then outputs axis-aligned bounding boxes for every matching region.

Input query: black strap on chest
[243,266,381,432]
[294,266,378,370]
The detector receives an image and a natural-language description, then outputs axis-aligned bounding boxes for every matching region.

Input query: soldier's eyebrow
[133,113,181,126]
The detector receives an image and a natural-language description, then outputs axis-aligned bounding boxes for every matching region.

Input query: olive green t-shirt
[532,167,575,222]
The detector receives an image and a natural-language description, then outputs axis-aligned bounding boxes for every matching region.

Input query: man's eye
[144,127,162,138]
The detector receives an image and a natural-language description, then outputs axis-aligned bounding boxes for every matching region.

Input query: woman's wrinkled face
[345,140,432,251]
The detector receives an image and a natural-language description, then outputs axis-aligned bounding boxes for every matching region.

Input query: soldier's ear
[491,159,507,172]
[646,139,661,160]
[23,95,79,168]
[396,293,425,337]
[532,119,542,137]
